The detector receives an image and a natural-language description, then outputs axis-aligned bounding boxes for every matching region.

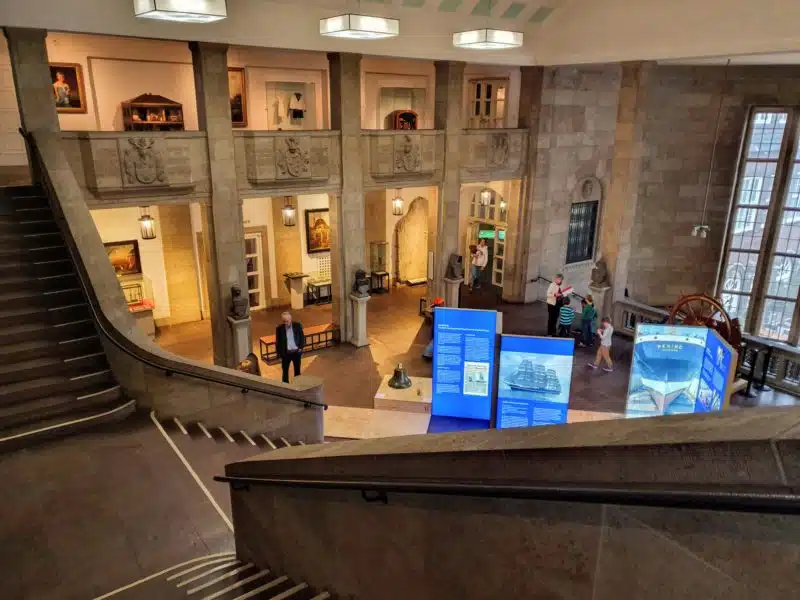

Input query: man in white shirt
[546,273,568,336]
[470,239,489,290]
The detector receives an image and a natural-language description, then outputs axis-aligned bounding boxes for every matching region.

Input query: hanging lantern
[138,207,156,240]
[392,191,404,216]
[499,198,507,211]
[281,196,297,227]
[479,186,492,206]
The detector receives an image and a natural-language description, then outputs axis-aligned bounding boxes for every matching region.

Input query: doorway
[245,232,266,310]
[466,222,505,289]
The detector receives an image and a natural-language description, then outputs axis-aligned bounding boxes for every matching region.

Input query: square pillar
[600,61,653,307]
[3,27,60,182]
[505,66,545,303]
[328,52,367,346]
[433,60,465,300]
[190,41,250,368]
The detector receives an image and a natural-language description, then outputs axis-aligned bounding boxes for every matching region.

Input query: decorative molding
[239,132,338,187]
[573,175,603,204]
[460,128,527,180]
[365,131,438,182]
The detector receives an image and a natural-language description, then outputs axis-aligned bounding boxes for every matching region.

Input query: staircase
[0,186,134,450]
[101,551,331,600]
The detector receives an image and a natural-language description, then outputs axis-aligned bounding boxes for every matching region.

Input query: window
[468,79,508,129]
[719,108,800,343]
[566,200,598,264]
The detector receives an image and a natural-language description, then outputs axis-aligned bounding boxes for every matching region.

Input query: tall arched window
[719,108,800,343]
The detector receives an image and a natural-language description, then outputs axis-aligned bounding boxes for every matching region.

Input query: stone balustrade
[234,129,342,198]
[612,298,669,337]
[60,128,531,205]
[61,130,211,207]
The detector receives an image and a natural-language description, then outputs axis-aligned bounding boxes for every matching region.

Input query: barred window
[566,200,598,264]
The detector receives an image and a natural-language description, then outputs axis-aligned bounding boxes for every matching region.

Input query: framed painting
[228,67,247,127]
[49,63,87,114]
[105,240,142,276]
[305,208,331,254]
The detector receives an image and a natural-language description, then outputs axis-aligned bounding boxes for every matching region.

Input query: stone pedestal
[373,375,432,414]
[349,293,370,348]
[589,285,612,321]
[227,315,252,366]
[443,277,463,308]
[284,273,308,310]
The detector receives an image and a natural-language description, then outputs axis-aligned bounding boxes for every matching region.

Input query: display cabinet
[122,93,184,132]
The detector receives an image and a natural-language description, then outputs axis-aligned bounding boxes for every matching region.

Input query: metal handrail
[529,275,586,302]
[213,475,800,515]
[21,128,327,410]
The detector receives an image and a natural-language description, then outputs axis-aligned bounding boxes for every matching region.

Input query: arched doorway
[461,185,508,290]
[394,197,429,285]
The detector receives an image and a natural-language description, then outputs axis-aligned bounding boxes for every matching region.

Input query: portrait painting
[49,63,87,114]
[105,240,142,276]
[305,209,331,254]
[228,67,247,127]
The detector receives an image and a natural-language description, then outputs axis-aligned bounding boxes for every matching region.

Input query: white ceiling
[0,0,798,67]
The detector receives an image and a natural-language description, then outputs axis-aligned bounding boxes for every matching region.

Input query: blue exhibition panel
[431,307,497,420]
[625,324,734,419]
[496,335,575,429]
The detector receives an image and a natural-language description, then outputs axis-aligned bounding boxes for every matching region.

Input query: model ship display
[634,342,695,412]
[504,360,561,394]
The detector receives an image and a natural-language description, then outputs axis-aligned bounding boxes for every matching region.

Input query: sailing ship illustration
[634,341,696,412]
[504,359,561,394]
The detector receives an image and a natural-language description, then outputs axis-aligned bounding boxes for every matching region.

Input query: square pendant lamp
[453,28,523,49]
[320,14,399,39]
[134,0,227,23]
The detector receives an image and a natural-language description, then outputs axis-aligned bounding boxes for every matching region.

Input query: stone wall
[530,65,621,299]
[157,203,202,327]
[629,65,800,306]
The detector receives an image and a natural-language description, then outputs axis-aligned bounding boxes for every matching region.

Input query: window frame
[717,106,800,344]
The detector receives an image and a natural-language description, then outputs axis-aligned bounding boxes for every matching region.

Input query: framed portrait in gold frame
[49,63,87,114]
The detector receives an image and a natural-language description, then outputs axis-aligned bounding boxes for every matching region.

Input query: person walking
[546,273,571,336]
[578,294,597,348]
[276,311,305,383]
[588,317,614,372]
[557,297,576,337]
[469,239,489,290]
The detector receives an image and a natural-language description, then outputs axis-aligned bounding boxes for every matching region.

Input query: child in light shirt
[588,317,614,372]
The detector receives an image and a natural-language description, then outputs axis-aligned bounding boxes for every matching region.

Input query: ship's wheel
[667,294,741,349]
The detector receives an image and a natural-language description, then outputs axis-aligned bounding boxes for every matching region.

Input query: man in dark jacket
[276,311,305,383]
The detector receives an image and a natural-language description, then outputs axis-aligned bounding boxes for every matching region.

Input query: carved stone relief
[574,175,603,203]
[123,137,166,185]
[488,132,510,167]
[276,136,311,179]
[394,134,421,173]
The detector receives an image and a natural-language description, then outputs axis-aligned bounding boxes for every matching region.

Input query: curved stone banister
[29,129,324,442]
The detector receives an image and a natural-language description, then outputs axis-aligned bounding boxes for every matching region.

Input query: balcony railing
[361,129,444,189]
[460,128,528,182]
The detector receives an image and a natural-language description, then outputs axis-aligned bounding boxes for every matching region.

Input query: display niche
[122,93,184,132]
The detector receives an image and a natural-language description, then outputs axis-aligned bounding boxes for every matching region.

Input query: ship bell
[388,363,412,389]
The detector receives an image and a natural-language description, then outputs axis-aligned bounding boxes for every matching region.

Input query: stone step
[0,256,74,278]
[0,317,95,347]
[0,286,84,311]
[0,396,134,453]
[0,244,69,264]
[0,270,78,290]
[0,351,108,385]
[0,302,90,329]
[0,382,122,433]
[0,231,63,251]
[0,218,58,235]
[0,335,101,365]
[0,368,115,407]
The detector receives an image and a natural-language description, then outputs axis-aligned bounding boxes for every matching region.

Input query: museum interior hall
[1,1,800,599]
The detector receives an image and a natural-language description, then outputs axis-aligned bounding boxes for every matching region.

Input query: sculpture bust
[445,254,464,280]
[590,257,610,288]
[230,285,250,319]
[352,269,370,297]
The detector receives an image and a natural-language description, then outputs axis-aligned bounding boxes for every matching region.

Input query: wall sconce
[392,190,404,216]
[281,196,297,227]
[479,186,492,206]
[691,224,710,238]
[138,207,156,240]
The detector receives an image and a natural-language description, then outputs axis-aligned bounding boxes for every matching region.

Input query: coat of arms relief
[123,137,166,185]
[394,134,421,173]
[276,136,311,178]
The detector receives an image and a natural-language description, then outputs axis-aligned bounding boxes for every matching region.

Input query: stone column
[3,28,60,181]
[505,66,545,303]
[190,42,250,368]
[433,61,465,300]
[328,52,367,346]
[600,61,653,307]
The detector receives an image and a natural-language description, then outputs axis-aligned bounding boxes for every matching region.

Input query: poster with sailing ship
[496,335,575,429]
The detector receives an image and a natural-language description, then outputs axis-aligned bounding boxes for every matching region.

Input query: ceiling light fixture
[453,28,523,50]
[320,14,399,40]
[479,186,492,206]
[134,0,227,23]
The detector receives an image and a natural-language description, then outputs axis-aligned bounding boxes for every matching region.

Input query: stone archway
[394,197,429,284]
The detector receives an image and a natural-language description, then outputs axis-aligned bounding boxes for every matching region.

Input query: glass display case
[122,93,184,132]
[370,241,389,274]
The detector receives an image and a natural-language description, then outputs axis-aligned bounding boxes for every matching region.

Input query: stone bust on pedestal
[230,285,250,319]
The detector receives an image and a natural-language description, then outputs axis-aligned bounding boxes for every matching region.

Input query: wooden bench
[259,323,341,364]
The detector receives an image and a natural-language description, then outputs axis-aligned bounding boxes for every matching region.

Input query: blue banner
[496,335,575,429]
[432,307,497,420]
[626,324,734,418]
